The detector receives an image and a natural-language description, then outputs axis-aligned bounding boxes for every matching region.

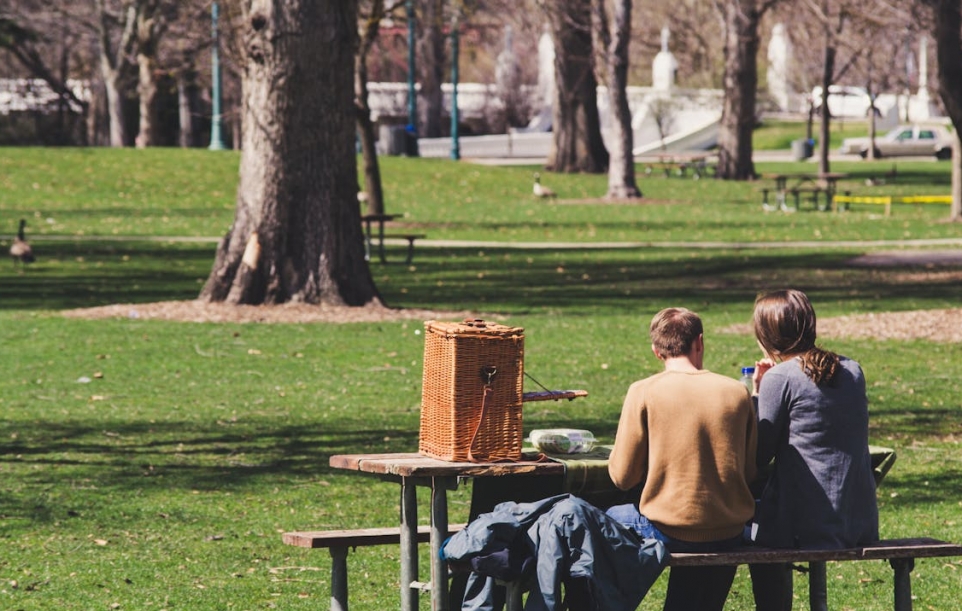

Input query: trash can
[378,125,408,156]
[791,138,814,161]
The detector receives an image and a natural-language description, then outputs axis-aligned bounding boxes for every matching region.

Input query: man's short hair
[649,307,703,358]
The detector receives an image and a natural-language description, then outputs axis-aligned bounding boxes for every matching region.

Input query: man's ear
[694,334,705,353]
[651,343,662,360]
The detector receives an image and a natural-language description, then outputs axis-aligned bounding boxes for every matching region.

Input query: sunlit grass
[0,147,960,610]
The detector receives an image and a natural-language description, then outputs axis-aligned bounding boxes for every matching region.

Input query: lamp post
[208,1,226,151]
[405,0,419,156]
[449,13,460,161]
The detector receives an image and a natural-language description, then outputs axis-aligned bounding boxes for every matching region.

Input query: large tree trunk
[930,0,962,220]
[595,0,640,198]
[201,0,380,307]
[716,0,764,180]
[545,0,608,173]
[417,0,444,138]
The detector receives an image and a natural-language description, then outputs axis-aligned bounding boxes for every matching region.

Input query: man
[607,307,757,611]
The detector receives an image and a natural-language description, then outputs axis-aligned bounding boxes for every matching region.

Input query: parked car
[811,85,877,118]
[839,124,955,159]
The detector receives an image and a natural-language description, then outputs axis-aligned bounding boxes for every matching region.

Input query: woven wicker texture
[419,319,525,462]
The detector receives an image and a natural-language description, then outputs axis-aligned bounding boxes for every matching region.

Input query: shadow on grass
[1,409,957,523]
[4,243,962,316]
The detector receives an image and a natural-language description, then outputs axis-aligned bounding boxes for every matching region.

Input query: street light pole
[208,1,227,151]
[449,14,460,161]
[405,0,419,156]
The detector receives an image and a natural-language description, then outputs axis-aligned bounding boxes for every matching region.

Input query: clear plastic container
[739,366,755,392]
[528,429,596,454]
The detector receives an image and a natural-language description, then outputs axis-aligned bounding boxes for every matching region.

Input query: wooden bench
[284,527,961,611]
[788,186,828,211]
[283,524,466,611]
[382,233,426,264]
[670,537,962,611]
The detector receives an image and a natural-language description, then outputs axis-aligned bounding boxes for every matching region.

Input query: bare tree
[93,0,140,147]
[201,0,380,306]
[542,0,609,173]
[133,0,173,148]
[416,0,445,138]
[714,0,780,180]
[0,6,93,144]
[593,0,640,198]
[357,0,404,216]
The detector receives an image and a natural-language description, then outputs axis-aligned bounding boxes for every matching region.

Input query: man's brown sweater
[608,369,758,542]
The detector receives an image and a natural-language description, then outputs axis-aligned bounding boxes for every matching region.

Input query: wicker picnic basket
[419,319,525,462]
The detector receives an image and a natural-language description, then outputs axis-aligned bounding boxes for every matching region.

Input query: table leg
[378,220,387,263]
[400,479,419,611]
[431,477,451,611]
[891,557,915,611]
[808,561,828,611]
[363,219,372,262]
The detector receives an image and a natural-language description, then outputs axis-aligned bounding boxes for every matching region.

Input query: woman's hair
[649,307,703,358]
[753,289,839,385]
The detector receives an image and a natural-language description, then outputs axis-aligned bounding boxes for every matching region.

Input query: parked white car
[811,85,876,118]
[839,124,955,159]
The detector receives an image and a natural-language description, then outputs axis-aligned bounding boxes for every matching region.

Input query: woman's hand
[752,358,776,395]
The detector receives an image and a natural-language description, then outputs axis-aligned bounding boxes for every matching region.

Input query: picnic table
[325,446,898,611]
[328,452,569,611]
[761,172,848,212]
[641,153,717,179]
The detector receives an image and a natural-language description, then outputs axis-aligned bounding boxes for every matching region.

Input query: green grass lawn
[1,149,961,610]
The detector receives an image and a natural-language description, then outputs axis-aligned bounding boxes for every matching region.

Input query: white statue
[652,25,678,91]
[766,23,793,112]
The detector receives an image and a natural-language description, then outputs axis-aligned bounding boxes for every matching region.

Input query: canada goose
[10,219,35,265]
[533,172,557,198]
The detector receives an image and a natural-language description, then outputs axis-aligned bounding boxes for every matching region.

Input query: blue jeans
[606,503,743,611]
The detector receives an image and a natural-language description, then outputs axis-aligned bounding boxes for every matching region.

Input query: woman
[748,289,879,611]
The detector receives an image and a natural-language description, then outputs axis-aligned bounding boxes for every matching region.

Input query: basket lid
[424,318,524,338]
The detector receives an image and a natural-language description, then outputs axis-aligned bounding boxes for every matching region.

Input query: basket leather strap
[468,385,517,463]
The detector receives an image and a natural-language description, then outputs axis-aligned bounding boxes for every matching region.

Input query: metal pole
[208,1,227,151]
[405,0,419,156]
[449,14,460,161]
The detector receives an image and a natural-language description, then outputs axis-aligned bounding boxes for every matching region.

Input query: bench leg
[505,580,524,611]
[808,561,828,611]
[404,238,416,264]
[891,558,915,611]
[330,546,349,611]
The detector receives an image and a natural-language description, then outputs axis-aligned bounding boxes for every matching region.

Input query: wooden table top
[329,452,567,478]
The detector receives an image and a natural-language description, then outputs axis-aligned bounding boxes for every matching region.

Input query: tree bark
[716,0,766,180]
[177,66,198,148]
[201,0,380,307]
[595,0,640,198]
[135,0,165,148]
[929,0,962,220]
[417,0,444,138]
[545,0,608,174]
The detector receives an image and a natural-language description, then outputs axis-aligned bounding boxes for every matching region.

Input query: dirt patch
[720,308,962,343]
[61,300,479,325]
